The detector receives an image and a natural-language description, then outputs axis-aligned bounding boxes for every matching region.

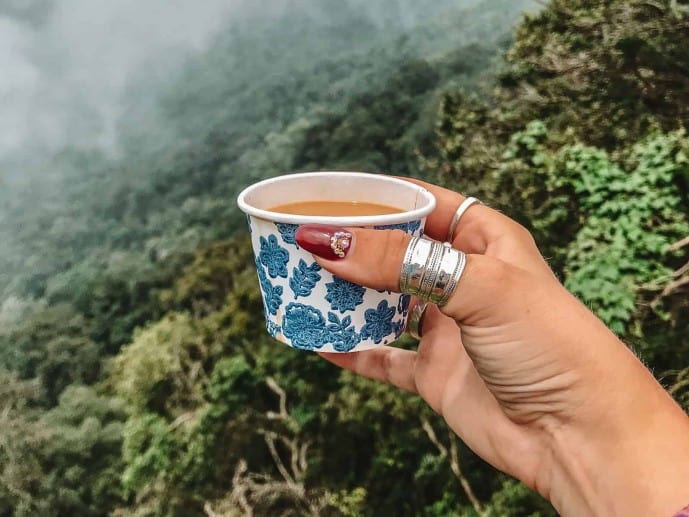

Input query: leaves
[289,259,322,298]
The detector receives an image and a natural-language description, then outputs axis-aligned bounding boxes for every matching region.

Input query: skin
[312,179,689,516]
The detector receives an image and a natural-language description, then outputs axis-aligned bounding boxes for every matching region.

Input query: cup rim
[237,171,436,225]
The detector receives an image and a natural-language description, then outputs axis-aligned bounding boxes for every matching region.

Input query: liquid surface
[269,200,404,216]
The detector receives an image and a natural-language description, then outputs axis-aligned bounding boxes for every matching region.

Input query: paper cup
[237,172,436,352]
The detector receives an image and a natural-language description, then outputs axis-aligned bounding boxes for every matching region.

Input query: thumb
[295,224,516,325]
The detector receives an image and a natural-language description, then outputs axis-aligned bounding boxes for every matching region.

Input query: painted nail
[295,225,352,260]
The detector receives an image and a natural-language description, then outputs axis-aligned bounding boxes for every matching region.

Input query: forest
[0,0,688,515]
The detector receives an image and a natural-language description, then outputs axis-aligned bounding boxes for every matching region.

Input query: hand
[298,179,689,516]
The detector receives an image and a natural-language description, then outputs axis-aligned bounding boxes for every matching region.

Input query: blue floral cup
[237,172,436,353]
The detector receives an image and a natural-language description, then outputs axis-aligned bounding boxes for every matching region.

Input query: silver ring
[446,197,482,242]
[407,302,428,339]
[399,237,433,294]
[399,238,467,307]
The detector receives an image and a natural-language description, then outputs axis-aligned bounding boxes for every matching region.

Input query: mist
[0,0,240,162]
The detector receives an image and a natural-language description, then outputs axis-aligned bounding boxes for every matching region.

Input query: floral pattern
[251,218,423,351]
[259,234,290,278]
[326,313,360,352]
[276,223,298,246]
[397,294,411,316]
[374,219,422,235]
[392,319,405,338]
[325,276,365,313]
[256,258,283,315]
[407,220,422,235]
[360,300,396,344]
[282,303,327,350]
[290,259,322,298]
[265,317,282,339]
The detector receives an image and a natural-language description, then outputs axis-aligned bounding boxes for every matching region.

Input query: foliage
[502,0,689,149]
[494,124,689,338]
[2,0,689,515]
[484,478,556,517]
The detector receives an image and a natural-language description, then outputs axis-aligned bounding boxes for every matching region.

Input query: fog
[0,0,238,161]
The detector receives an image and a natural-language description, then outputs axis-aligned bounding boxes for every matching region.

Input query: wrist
[544,350,689,516]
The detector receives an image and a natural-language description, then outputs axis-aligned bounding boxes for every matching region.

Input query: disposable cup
[237,172,436,352]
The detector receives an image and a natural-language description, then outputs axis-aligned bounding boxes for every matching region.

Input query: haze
[0,0,237,160]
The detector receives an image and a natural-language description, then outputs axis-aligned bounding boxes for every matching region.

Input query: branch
[264,431,297,487]
[670,235,689,252]
[422,418,485,515]
[448,432,484,515]
[669,368,689,397]
[265,376,298,428]
[205,376,327,515]
[231,460,254,517]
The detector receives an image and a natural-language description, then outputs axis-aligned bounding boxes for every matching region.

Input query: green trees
[1,0,688,514]
[502,0,689,149]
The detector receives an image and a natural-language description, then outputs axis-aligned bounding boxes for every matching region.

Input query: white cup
[237,172,436,352]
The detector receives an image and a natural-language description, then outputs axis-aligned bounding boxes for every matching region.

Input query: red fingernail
[295,225,352,260]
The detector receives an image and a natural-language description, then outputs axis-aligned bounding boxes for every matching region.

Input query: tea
[269,200,403,217]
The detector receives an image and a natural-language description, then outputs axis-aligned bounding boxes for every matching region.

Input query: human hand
[295,178,689,516]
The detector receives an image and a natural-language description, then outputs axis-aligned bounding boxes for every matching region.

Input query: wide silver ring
[446,196,482,242]
[407,302,427,339]
[399,237,467,307]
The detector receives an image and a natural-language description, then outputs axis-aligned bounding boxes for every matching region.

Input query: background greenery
[1,0,688,515]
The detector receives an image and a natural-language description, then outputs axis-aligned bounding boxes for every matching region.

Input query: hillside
[0,1,542,515]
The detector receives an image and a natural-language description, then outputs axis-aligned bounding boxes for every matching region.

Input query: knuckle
[470,255,519,299]
[477,255,511,286]
[511,222,538,247]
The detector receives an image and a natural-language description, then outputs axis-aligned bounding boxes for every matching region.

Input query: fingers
[302,225,521,325]
[318,347,418,394]
[320,288,545,480]
[410,305,463,411]
[316,227,411,292]
[400,177,553,279]
[319,306,465,410]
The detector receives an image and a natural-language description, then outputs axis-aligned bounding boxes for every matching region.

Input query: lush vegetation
[1,0,688,515]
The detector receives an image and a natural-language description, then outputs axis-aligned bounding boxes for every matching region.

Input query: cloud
[0,0,237,158]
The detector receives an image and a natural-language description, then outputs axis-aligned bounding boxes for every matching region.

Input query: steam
[0,0,238,160]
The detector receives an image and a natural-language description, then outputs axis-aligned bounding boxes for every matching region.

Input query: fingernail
[295,225,352,260]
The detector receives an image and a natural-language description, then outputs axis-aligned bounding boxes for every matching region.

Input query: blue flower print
[360,300,396,344]
[259,234,290,278]
[268,322,282,338]
[325,276,365,313]
[256,258,283,315]
[392,319,405,338]
[282,303,327,350]
[246,215,253,235]
[374,220,421,235]
[289,259,322,298]
[276,223,298,246]
[397,294,411,316]
[264,315,282,339]
[326,312,361,352]
[407,220,421,235]
[375,222,409,232]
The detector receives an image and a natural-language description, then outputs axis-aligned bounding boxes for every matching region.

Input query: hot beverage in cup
[237,172,436,353]
[269,200,404,217]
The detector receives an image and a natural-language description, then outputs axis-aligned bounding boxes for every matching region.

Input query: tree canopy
[1,0,688,514]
